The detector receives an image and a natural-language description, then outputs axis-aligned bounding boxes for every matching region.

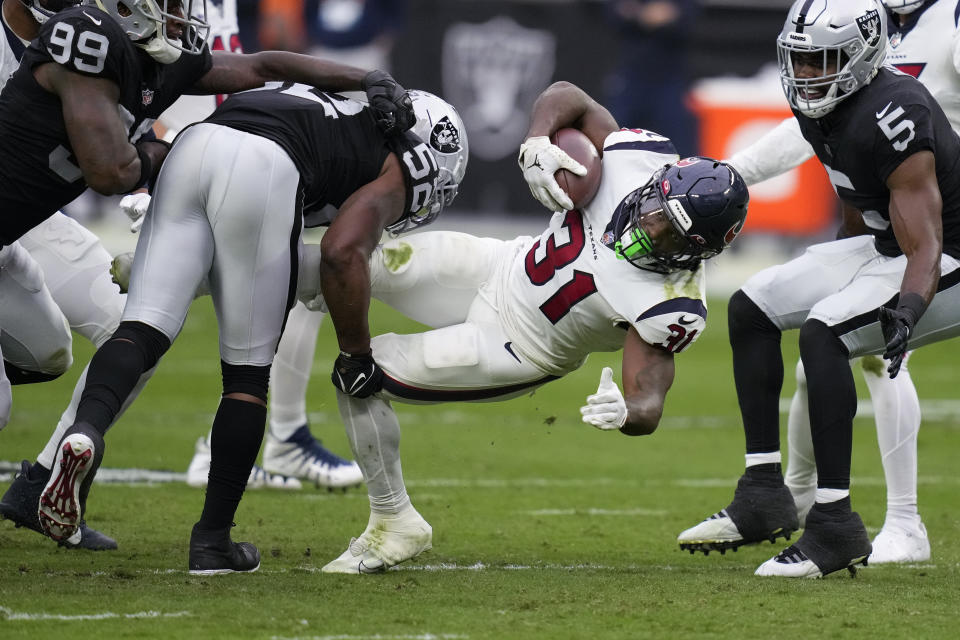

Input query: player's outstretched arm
[320,154,407,357]
[619,327,675,436]
[192,53,414,134]
[36,64,160,194]
[580,328,674,436]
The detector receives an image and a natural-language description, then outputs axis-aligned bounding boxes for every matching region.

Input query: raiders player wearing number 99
[314,80,748,574]
[0,0,423,573]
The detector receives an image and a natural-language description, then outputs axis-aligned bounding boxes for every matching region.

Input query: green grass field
[1,297,958,639]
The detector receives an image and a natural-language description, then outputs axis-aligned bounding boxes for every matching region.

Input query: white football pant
[124,123,301,366]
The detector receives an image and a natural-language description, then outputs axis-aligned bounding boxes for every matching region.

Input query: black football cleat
[188,524,261,575]
[678,466,800,554]
[1,459,116,550]
[756,501,872,577]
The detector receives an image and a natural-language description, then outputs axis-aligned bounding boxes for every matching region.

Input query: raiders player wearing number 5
[678,0,960,578]
[313,80,747,574]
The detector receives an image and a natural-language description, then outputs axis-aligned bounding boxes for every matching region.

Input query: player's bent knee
[728,289,778,341]
[111,321,172,371]
[221,361,270,403]
[798,319,848,363]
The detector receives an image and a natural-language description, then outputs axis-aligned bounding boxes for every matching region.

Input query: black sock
[75,323,170,435]
[745,463,782,480]
[729,290,784,454]
[799,319,855,490]
[197,398,267,531]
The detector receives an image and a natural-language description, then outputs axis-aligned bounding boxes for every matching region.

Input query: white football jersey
[495,129,708,376]
[885,0,960,132]
[157,0,240,136]
[0,20,25,91]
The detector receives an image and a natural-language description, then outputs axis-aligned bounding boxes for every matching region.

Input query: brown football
[550,127,602,209]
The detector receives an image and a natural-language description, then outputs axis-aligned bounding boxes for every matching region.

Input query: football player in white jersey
[702,0,960,565]
[316,81,749,574]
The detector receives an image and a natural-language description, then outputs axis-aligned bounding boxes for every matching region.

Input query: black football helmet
[613,157,749,274]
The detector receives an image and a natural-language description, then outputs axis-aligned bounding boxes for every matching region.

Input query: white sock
[815,488,849,503]
[745,451,781,468]
[784,359,817,493]
[268,302,324,442]
[861,354,921,522]
[336,391,410,515]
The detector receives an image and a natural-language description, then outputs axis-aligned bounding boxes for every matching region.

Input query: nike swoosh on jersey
[677,315,698,325]
[876,102,893,119]
[503,342,522,363]
[83,11,103,25]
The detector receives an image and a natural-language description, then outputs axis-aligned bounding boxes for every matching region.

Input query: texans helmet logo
[724,220,744,245]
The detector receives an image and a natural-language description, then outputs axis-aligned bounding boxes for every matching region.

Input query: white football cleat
[677,511,744,551]
[186,437,301,490]
[755,503,871,578]
[263,425,363,490]
[869,519,930,564]
[322,506,433,574]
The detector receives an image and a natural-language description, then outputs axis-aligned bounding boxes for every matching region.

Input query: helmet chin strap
[138,33,182,63]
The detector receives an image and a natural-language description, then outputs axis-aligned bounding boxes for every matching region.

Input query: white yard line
[0,606,190,621]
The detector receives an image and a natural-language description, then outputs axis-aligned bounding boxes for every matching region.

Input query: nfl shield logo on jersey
[141,89,155,107]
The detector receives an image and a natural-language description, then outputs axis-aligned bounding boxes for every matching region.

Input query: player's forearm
[251,51,367,92]
[725,117,814,186]
[320,248,373,355]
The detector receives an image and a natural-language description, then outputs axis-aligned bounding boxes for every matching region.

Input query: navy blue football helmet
[613,157,749,273]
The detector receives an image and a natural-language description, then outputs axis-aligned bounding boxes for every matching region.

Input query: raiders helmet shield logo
[430,116,461,153]
[856,9,881,48]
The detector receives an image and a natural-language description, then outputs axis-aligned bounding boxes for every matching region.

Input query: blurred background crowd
[69,0,829,270]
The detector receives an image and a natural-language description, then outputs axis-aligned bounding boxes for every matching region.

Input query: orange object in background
[689,72,837,236]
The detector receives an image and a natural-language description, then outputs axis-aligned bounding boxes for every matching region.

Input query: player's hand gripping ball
[549,128,602,209]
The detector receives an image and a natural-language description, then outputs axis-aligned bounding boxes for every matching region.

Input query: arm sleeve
[725,116,814,186]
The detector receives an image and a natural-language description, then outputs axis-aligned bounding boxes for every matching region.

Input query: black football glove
[878,297,922,378]
[361,70,416,136]
[332,351,384,398]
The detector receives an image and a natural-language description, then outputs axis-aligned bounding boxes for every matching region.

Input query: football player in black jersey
[678,0,960,578]
[0,0,415,246]
[32,85,465,575]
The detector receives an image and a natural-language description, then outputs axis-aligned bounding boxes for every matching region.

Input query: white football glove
[119,192,151,233]
[517,135,587,213]
[580,367,628,431]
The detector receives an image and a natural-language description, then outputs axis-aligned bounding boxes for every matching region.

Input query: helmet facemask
[91,0,209,63]
[614,178,705,274]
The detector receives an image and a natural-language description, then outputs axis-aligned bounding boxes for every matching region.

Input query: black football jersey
[0,6,212,246]
[205,83,440,227]
[795,67,960,258]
